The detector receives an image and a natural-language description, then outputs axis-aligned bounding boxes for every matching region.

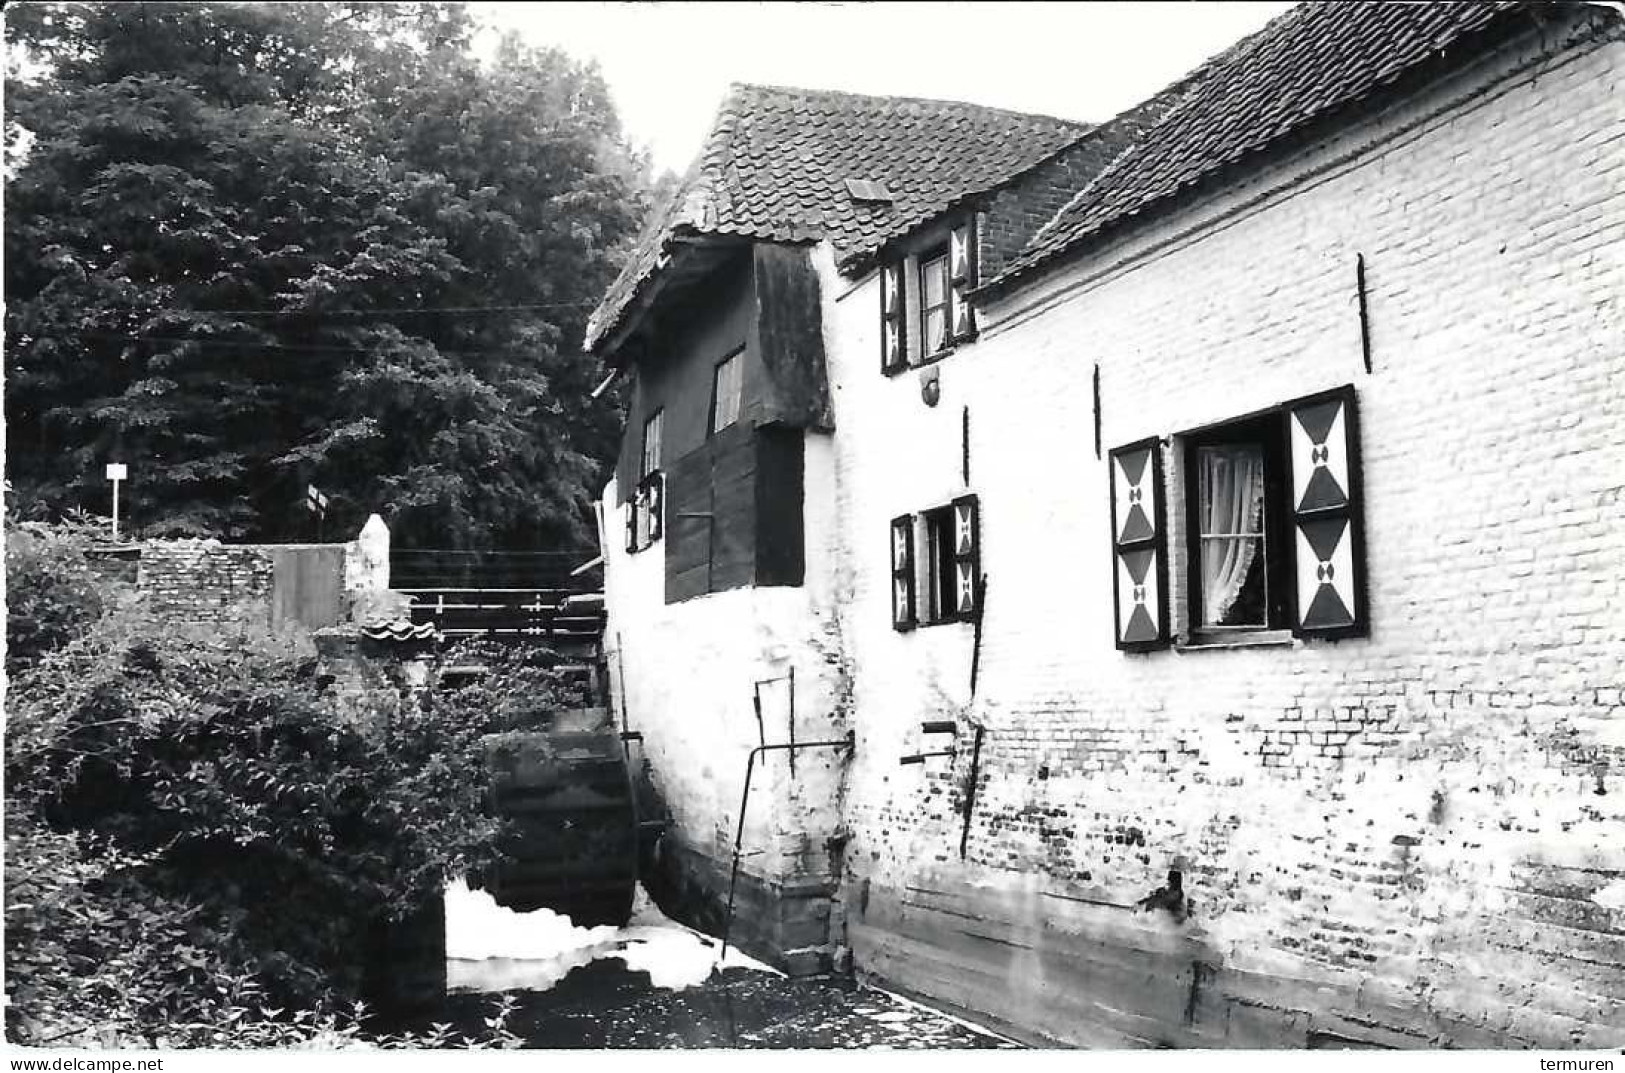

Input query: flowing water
[417,879,1018,1049]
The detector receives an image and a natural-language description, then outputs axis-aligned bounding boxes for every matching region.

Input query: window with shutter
[880,262,907,375]
[879,215,978,375]
[1110,437,1170,651]
[950,494,980,620]
[1284,385,1366,639]
[890,514,916,630]
[625,495,638,554]
[642,471,664,545]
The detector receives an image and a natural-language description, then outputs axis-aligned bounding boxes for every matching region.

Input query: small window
[892,495,978,630]
[1183,414,1290,634]
[918,249,950,358]
[641,408,663,478]
[710,350,742,434]
[921,505,957,624]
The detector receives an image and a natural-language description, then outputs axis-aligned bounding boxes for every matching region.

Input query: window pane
[712,352,741,432]
[1197,444,1267,627]
[1199,537,1266,626]
[923,509,956,622]
[919,252,949,355]
[642,410,663,475]
[924,308,947,354]
[921,255,947,307]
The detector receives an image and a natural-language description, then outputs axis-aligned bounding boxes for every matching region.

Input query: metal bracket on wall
[958,723,986,860]
[719,731,856,964]
[751,668,797,774]
[1356,253,1373,375]
[901,719,959,765]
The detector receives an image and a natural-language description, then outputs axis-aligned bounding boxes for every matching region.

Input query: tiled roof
[586,84,1092,353]
[360,618,438,643]
[989,1,1529,292]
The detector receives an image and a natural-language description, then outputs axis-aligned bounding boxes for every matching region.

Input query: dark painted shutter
[644,472,664,544]
[948,217,978,344]
[880,261,907,374]
[890,514,916,630]
[1284,385,1366,639]
[1109,437,1169,651]
[624,494,638,554]
[950,494,980,620]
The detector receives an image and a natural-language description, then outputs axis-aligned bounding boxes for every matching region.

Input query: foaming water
[444,878,779,993]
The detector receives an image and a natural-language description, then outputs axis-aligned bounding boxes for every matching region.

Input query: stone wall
[817,16,1624,1049]
[137,540,277,626]
[136,516,391,632]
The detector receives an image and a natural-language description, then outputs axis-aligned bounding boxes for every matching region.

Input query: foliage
[2,521,588,1047]
[5,2,651,548]
[3,509,131,675]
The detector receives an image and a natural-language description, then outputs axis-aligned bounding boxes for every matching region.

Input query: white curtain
[1200,446,1266,625]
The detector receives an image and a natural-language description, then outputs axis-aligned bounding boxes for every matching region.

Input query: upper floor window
[881,217,979,376]
[710,349,743,434]
[641,408,663,477]
[627,408,665,554]
[918,248,950,358]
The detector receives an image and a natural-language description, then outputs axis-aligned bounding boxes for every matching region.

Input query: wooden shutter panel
[1284,385,1366,639]
[880,261,907,374]
[947,217,979,344]
[890,514,916,630]
[950,494,980,620]
[644,472,664,544]
[624,494,639,554]
[1109,437,1169,651]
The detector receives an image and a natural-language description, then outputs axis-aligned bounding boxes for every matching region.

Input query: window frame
[708,348,744,436]
[919,504,958,626]
[917,245,951,362]
[640,407,664,479]
[879,215,979,378]
[1180,410,1294,641]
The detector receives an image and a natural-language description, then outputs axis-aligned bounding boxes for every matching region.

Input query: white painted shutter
[1285,385,1366,639]
[951,494,980,620]
[891,514,916,630]
[947,217,978,344]
[880,261,907,374]
[1109,437,1169,651]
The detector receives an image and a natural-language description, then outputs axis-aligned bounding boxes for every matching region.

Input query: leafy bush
[3,521,593,1047]
[4,512,128,676]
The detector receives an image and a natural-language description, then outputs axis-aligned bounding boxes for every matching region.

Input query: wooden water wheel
[479,720,638,927]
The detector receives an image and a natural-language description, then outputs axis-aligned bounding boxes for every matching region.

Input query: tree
[5,2,648,548]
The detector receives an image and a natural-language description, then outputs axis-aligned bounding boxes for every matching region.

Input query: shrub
[4,518,594,1047]
[4,513,127,676]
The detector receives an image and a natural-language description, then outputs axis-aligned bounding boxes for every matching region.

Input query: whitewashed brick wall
[819,17,1624,1048]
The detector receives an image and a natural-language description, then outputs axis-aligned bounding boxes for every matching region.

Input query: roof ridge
[1024,5,1285,254]
[724,80,1095,131]
[991,0,1532,294]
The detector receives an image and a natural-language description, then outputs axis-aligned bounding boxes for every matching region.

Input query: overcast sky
[473,1,1296,175]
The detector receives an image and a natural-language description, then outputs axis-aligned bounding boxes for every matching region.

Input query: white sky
[473,1,1296,175]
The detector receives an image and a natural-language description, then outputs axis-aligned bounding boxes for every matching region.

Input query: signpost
[105,463,127,543]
